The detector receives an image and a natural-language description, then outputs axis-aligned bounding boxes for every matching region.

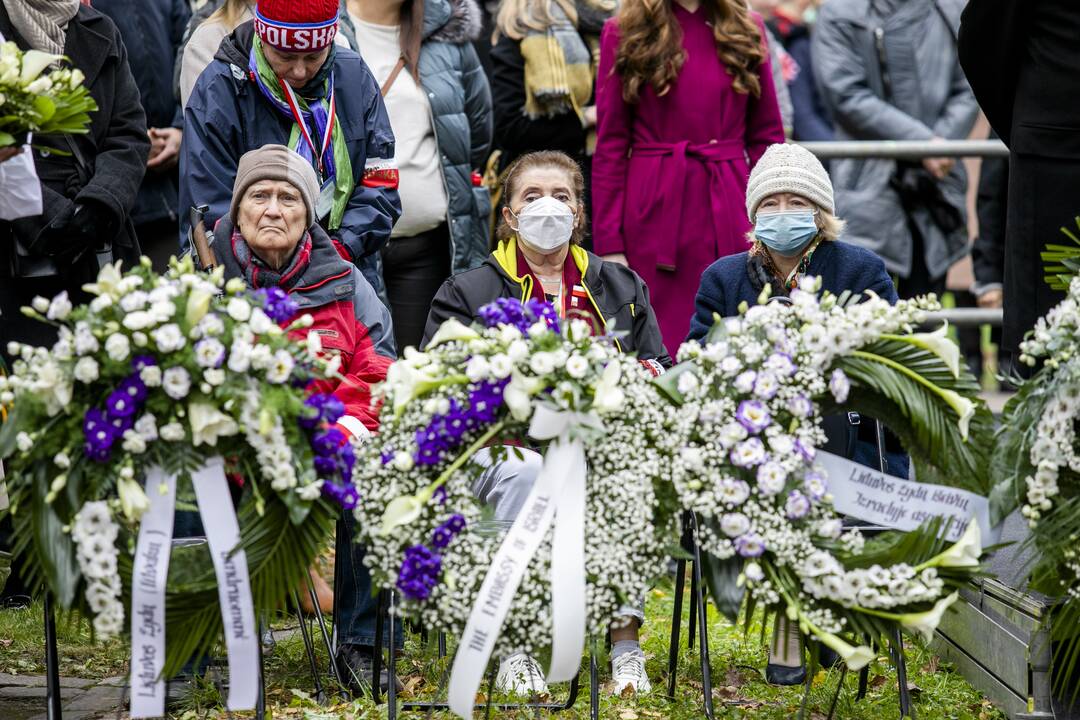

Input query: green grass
[0,577,1004,720]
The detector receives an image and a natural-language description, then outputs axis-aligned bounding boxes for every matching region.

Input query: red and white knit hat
[254,0,340,53]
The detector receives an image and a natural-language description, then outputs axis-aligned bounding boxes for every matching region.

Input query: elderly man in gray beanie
[687,142,909,686]
[216,145,399,675]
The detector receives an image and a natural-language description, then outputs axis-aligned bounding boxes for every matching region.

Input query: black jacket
[94,0,190,227]
[0,5,149,278]
[959,0,1080,155]
[971,138,1007,295]
[491,32,588,171]
[422,238,671,366]
[958,0,1077,349]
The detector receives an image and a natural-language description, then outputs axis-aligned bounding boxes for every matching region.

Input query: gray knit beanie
[231,145,320,227]
[745,143,834,221]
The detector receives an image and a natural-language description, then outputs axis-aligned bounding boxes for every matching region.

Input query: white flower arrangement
[352,299,680,658]
[658,280,987,666]
[0,258,359,660]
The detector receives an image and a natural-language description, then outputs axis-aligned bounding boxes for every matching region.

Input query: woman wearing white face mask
[423,150,670,364]
[421,150,670,696]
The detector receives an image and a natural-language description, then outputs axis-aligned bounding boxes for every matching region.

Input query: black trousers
[1004,152,1071,353]
[380,223,451,354]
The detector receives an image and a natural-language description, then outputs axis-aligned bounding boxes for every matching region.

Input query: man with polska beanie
[179,0,402,307]
[216,144,399,692]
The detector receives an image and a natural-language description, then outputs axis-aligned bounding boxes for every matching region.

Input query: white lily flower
[906,323,960,378]
[923,522,982,569]
[427,317,480,348]
[380,494,423,535]
[897,591,959,643]
[815,630,875,671]
[592,360,624,414]
[20,49,63,84]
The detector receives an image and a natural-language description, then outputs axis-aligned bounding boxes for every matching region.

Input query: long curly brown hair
[613,0,765,103]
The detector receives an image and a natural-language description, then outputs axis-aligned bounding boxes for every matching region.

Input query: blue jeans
[337,511,402,648]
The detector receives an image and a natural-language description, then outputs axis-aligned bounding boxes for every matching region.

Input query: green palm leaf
[1041,216,1080,291]
[825,338,994,496]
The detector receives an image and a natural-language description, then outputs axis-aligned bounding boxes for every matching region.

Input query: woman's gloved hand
[31,200,118,262]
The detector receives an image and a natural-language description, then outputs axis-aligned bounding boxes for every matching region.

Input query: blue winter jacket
[687,240,897,340]
[687,239,908,478]
[178,21,402,296]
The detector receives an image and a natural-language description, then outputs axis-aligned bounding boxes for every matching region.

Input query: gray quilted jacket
[812,0,978,280]
[340,0,494,274]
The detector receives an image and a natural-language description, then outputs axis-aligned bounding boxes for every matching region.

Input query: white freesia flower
[46,291,72,320]
[159,422,186,442]
[74,356,99,383]
[306,331,322,355]
[466,356,491,382]
[104,334,130,362]
[592,360,624,414]
[162,367,191,400]
[504,371,544,421]
[185,287,214,326]
[15,432,33,452]
[188,402,240,446]
[116,475,151,521]
[134,414,158,441]
[249,307,275,334]
[489,354,513,379]
[121,430,147,454]
[53,451,71,469]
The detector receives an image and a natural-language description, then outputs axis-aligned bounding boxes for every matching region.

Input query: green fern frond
[825,339,994,495]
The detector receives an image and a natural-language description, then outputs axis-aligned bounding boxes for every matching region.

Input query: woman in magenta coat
[591,0,785,353]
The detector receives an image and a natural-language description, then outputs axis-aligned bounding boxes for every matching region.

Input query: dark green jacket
[422,237,672,366]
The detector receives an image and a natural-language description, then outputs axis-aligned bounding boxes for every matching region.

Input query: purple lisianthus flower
[733,370,757,395]
[786,393,813,419]
[785,490,812,519]
[731,438,767,468]
[194,338,226,369]
[735,533,766,558]
[118,374,149,404]
[311,427,346,457]
[766,352,797,378]
[83,441,111,463]
[735,400,771,435]
[105,388,138,419]
[338,484,360,510]
[320,396,345,424]
[829,368,850,403]
[795,438,816,463]
[524,299,561,333]
[753,372,779,401]
[396,544,442,601]
[433,485,448,505]
[803,471,828,501]
[446,514,466,533]
[432,525,453,549]
[314,455,339,476]
[381,447,395,465]
[256,286,299,324]
[131,354,157,372]
[107,413,135,435]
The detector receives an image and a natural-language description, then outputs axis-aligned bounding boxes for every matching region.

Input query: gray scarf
[2,0,80,54]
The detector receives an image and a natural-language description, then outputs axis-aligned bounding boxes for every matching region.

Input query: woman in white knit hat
[687,142,897,339]
[686,142,903,685]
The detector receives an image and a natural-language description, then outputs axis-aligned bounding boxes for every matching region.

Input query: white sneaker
[611,650,651,694]
[496,653,549,695]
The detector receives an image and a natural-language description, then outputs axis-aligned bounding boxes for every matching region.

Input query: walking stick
[189,205,218,271]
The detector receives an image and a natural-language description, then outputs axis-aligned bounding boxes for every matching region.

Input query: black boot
[336,644,402,696]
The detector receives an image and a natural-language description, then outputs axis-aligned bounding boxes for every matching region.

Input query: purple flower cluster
[735,399,771,435]
[299,393,360,509]
[431,513,467,549]
[397,544,442,600]
[255,286,300,324]
[83,356,155,463]
[413,379,507,466]
[476,297,560,334]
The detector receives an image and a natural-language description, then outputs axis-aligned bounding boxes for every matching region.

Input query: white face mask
[511,196,575,253]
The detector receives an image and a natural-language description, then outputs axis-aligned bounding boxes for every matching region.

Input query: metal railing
[923,308,1002,328]
[797,139,1009,160]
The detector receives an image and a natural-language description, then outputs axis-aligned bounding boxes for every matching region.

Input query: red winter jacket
[217,218,396,440]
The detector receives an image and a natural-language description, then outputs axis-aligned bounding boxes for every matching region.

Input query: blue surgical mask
[754,210,818,257]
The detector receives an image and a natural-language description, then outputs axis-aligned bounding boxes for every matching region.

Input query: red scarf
[515,246,603,334]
